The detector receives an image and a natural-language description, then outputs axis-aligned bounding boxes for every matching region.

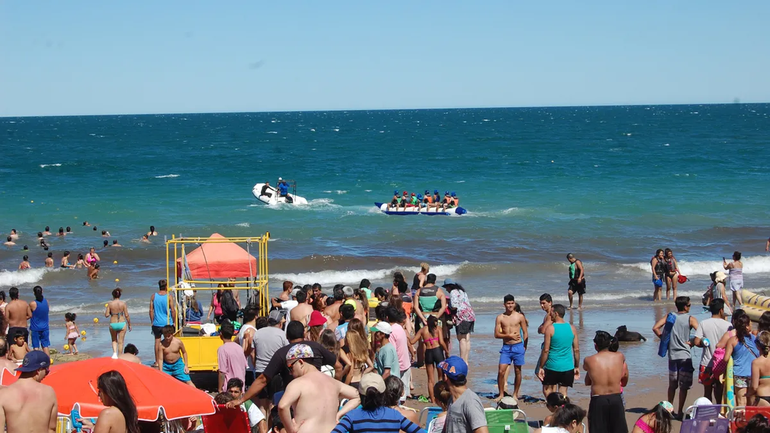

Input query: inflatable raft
[374,202,467,216]
[740,290,770,322]
[253,183,308,205]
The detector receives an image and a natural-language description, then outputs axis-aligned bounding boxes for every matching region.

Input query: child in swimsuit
[64,312,79,355]
[9,331,30,364]
[408,315,448,403]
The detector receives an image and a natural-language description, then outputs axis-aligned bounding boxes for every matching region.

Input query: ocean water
[1,104,770,339]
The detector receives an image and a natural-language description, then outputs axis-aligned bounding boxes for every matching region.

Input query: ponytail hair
[545,392,569,409]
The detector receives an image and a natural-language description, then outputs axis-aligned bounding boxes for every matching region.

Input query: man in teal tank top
[149,279,176,369]
[536,304,580,398]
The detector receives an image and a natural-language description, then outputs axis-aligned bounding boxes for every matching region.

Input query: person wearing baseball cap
[279,344,359,433]
[330,373,423,433]
[373,322,401,382]
[0,351,58,433]
[438,356,488,433]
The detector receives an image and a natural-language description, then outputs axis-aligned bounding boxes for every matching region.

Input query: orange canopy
[1,358,215,421]
[176,233,257,280]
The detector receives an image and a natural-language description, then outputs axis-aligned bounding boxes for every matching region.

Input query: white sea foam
[154,174,180,179]
[622,255,770,276]
[267,131,278,134]
[272,262,467,285]
[235,222,250,227]
[0,268,50,287]
[39,163,62,168]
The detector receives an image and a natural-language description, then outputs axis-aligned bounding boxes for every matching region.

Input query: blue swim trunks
[30,329,50,349]
[163,357,191,383]
[499,342,525,366]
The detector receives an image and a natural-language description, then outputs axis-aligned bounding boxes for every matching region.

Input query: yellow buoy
[81,330,86,336]
[30,200,34,203]
[63,344,69,350]
[115,278,119,282]
[113,260,118,264]
[93,318,99,324]
[81,337,86,342]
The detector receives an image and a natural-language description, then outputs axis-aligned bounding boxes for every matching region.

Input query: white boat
[252,183,308,205]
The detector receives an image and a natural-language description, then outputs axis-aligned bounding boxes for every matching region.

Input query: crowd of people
[387,190,461,211]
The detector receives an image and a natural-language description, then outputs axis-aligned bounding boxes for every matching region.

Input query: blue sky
[1,2,768,116]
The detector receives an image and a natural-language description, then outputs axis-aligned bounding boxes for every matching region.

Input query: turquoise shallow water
[1,104,770,330]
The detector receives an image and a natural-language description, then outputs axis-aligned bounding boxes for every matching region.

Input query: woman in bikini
[338,319,374,389]
[751,331,770,406]
[631,401,673,433]
[724,313,759,406]
[105,288,131,359]
[409,315,448,403]
[85,247,100,266]
[664,248,680,301]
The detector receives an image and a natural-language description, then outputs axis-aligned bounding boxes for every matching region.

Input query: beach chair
[419,406,443,428]
[484,408,528,433]
[56,416,72,433]
[729,406,770,432]
[201,404,250,433]
[680,404,730,433]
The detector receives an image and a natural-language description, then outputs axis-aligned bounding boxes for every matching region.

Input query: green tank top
[569,262,577,279]
[418,286,439,313]
[544,323,575,372]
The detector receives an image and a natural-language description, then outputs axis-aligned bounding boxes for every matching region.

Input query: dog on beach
[614,326,647,342]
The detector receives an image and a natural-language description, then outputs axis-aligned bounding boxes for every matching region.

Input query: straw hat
[714,271,727,284]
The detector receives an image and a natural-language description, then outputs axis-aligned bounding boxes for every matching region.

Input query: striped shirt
[331,407,425,433]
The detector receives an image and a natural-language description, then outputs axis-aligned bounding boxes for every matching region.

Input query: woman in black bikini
[408,315,447,403]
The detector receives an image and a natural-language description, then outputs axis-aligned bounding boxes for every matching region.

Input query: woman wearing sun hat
[331,372,424,433]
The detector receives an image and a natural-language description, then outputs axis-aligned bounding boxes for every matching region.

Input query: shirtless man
[159,325,194,386]
[324,288,343,325]
[141,234,151,243]
[44,253,53,268]
[495,294,529,400]
[6,288,31,343]
[290,290,313,327]
[9,229,19,241]
[3,237,15,248]
[43,227,52,236]
[278,281,293,302]
[278,344,359,433]
[0,351,58,433]
[111,240,122,247]
[0,338,20,373]
[583,331,629,433]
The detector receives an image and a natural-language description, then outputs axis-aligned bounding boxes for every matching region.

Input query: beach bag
[219,291,239,320]
[710,347,727,376]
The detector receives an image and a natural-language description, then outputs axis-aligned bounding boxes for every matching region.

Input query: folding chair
[201,404,251,433]
[484,408,528,433]
[418,407,443,428]
[680,404,730,433]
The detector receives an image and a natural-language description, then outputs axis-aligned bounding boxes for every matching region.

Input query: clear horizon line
[1,100,766,119]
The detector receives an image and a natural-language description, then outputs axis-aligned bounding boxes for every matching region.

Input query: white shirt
[244,402,265,428]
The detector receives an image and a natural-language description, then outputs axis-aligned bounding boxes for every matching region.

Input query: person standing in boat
[260,181,273,199]
[724,251,744,306]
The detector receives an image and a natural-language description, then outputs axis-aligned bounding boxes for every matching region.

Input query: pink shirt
[217,341,247,391]
[388,323,410,372]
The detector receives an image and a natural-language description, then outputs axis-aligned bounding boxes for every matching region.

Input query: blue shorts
[30,329,50,349]
[499,342,525,366]
[163,358,191,383]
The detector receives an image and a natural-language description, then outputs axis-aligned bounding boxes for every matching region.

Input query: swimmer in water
[141,234,151,244]
[61,251,75,268]
[85,248,100,266]
[147,225,158,236]
[65,226,72,234]
[43,226,52,236]
[57,227,65,237]
[9,229,19,241]
[112,240,122,247]
[75,254,87,268]
[83,221,91,227]
[101,230,110,237]
[18,255,31,270]
[103,240,109,248]
[44,253,53,268]
[88,263,100,280]
[3,236,15,247]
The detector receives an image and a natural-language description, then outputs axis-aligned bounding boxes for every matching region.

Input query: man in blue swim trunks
[495,294,528,401]
[160,325,195,387]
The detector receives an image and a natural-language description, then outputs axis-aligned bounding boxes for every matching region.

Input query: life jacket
[425,196,433,204]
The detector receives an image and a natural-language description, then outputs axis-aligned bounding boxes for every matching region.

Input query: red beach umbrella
[1,357,215,421]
